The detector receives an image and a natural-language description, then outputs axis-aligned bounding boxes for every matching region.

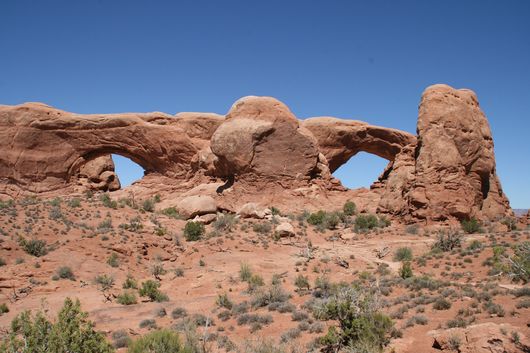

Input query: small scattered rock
[275,222,295,237]
[237,202,271,219]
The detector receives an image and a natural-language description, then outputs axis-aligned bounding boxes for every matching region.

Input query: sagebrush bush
[20,238,48,257]
[95,274,115,290]
[433,297,452,310]
[142,198,155,212]
[294,274,310,291]
[253,222,272,234]
[107,252,120,268]
[139,280,168,302]
[432,230,462,252]
[508,242,530,283]
[127,329,183,353]
[399,262,413,279]
[394,247,413,262]
[171,307,188,320]
[240,263,253,282]
[183,221,204,241]
[216,293,233,310]
[307,210,343,230]
[111,330,131,348]
[56,266,75,280]
[343,201,357,216]
[123,274,138,289]
[100,193,117,209]
[213,213,237,232]
[116,291,137,305]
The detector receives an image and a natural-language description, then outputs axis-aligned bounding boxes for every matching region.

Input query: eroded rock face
[429,323,529,353]
[0,85,512,221]
[76,155,121,191]
[210,96,321,180]
[378,84,512,221]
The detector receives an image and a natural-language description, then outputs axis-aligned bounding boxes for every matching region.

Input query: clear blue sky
[1,1,529,208]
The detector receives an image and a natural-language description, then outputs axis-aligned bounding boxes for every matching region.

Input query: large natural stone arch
[0,102,223,193]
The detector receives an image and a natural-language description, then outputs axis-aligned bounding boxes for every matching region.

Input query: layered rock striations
[0,84,512,221]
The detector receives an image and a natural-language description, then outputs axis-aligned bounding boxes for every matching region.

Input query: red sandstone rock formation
[377,84,511,221]
[0,84,513,221]
[76,155,121,191]
[210,96,321,180]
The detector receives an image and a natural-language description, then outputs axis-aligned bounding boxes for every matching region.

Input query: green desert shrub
[461,218,481,234]
[20,238,48,257]
[432,230,462,252]
[142,198,155,213]
[111,330,131,349]
[216,293,233,310]
[315,286,394,352]
[107,252,120,268]
[213,213,237,232]
[253,222,272,234]
[354,214,380,232]
[239,263,253,282]
[123,274,138,289]
[247,274,265,292]
[307,210,342,230]
[507,241,530,283]
[56,266,75,280]
[294,274,310,291]
[127,329,183,353]
[139,280,168,302]
[0,298,114,353]
[183,221,204,241]
[343,201,357,216]
[67,198,81,208]
[433,297,452,310]
[95,274,115,290]
[161,207,181,219]
[116,291,137,305]
[501,217,517,231]
[394,247,413,262]
[399,261,413,279]
[100,193,117,209]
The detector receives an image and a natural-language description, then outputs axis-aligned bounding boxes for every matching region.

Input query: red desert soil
[0,194,528,352]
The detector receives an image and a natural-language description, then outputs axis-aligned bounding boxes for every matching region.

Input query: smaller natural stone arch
[302,117,417,173]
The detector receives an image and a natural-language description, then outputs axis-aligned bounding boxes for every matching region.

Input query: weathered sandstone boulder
[429,323,528,353]
[237,203,272,219]
[176,195,217,219]
[76,155,121,191]
[275,222,295,237]
[210,96,320,180]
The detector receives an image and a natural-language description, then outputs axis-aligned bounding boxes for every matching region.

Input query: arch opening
[332,151,390,190]
[112,154,145,187]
